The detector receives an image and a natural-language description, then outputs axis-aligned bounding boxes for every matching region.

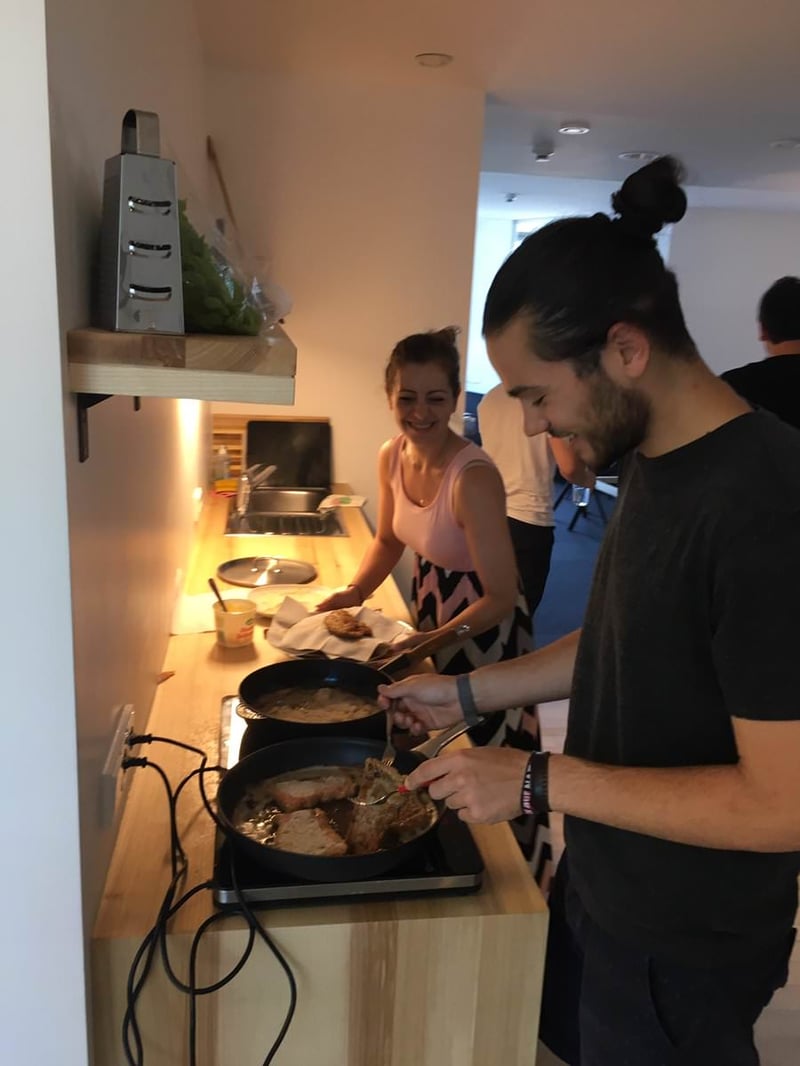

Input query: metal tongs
[349,717,477,806]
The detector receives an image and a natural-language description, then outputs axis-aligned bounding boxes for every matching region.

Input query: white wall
[465,216,514,394]
[0,6,88,1065]
[669,207,800,374]
[35,2,212,1060]
[208,67,485,599]
[45,0,211,948]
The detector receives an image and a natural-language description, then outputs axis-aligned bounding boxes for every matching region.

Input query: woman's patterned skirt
[411,554,552,893]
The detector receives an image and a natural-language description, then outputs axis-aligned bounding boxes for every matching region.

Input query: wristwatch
[456,671,480,726]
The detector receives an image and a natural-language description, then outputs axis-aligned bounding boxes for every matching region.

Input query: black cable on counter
[119,734,297,1065]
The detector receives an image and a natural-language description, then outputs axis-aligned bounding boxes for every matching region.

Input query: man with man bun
[380,158,800,1065]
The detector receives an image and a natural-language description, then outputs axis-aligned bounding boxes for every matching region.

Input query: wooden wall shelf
[67,325,297,460]
[66,325,297,404]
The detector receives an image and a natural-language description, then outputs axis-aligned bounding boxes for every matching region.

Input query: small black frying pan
[236,627,466,747]
[216,723,472,883]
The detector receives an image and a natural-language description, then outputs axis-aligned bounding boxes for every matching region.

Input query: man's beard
[581,367,651,471]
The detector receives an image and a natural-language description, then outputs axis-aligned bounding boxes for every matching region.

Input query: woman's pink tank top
[389,435,495,572]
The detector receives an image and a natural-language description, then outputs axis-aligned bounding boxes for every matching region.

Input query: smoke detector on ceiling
[770,138,800,150]
[532,138,554,163]
[505,192,518,203]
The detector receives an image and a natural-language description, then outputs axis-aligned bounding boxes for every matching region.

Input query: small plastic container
[212,446,230,481]
[213,598,255,648]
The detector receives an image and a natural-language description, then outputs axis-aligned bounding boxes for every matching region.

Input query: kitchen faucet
[235,463,277,514]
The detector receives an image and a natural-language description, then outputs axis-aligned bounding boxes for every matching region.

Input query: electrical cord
[119,757,188,1065]
[121,756,186,871]
[123,879,213,1066]
[119,733,297,1065]
[230,851,298,1066]
[122,739,216,1064]
[129,733,207,758]
[165,757,297,1063]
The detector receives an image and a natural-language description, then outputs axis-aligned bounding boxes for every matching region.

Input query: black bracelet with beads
[520,751,551,815]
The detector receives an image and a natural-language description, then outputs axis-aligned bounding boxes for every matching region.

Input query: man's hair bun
[611,155,687,239]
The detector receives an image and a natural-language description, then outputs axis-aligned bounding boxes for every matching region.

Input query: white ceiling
[194,0,800,210]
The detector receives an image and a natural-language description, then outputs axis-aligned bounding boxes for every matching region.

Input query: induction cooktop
[213,696,483,907]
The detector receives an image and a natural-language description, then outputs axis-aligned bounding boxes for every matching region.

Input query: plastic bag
[178,201,260,335]
[178,201,292,336]
[250,269,293,328]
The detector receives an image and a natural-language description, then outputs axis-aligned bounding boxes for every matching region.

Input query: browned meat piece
[269,772,357,813]
[355,758,401,803]
[273,808,348,856]
[347,758,434,853]
[324,609,373,640]
[384,796,435,846]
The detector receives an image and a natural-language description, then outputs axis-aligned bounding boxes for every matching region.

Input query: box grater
[96,109,184,333]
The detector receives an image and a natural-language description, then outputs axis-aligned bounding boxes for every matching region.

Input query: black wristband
[456,674,481,727]
[520,751,551,815]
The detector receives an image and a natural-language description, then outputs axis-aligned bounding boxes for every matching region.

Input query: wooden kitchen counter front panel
[93,915,543,1066]
[91,494,547,1066]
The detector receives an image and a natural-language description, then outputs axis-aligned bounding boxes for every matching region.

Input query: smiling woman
[316,326,553,886]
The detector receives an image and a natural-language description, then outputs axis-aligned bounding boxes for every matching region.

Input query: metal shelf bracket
[76,394,141,462]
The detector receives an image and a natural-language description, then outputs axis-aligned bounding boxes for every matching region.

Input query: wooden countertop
[91,492,548,1065]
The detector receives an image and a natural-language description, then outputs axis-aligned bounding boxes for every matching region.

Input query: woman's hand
[405,746,530,823]
[386,629,438,653]
[377,675,463,733]
[314,586,362,613]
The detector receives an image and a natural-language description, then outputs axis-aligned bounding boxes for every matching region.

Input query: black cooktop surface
[214,696,484,907]
[213,810,483,907]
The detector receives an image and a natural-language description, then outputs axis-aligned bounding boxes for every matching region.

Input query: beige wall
[208,66,485,599]
[45,0,210,950]
[669,207,800,375]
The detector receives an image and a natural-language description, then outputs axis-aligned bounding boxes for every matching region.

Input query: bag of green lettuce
[179,201,262,336]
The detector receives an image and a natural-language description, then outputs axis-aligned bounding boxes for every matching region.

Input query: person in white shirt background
[478,383,595,620]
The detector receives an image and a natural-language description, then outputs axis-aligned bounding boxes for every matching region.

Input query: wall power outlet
[99,704,136,827]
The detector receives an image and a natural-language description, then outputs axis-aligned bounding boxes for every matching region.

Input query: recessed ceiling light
[619,150,659,162]
[770,138,800,150]
[414,52,453,68]
[557,122,591,136]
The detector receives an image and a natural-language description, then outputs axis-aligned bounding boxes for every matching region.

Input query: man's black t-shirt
[721,353,800,430]
[565,410,800,965]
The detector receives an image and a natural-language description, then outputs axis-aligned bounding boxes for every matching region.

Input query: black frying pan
[236,627,464,747]
[216,724,471,882]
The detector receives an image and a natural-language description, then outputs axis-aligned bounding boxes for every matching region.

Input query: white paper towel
[267,600,411,662]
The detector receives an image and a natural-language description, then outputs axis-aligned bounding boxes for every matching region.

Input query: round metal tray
[216,556,318,588]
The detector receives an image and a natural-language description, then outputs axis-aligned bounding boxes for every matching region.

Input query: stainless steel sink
[224,486,346,537]
[247,488,329,513]
[228,511,345,536]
